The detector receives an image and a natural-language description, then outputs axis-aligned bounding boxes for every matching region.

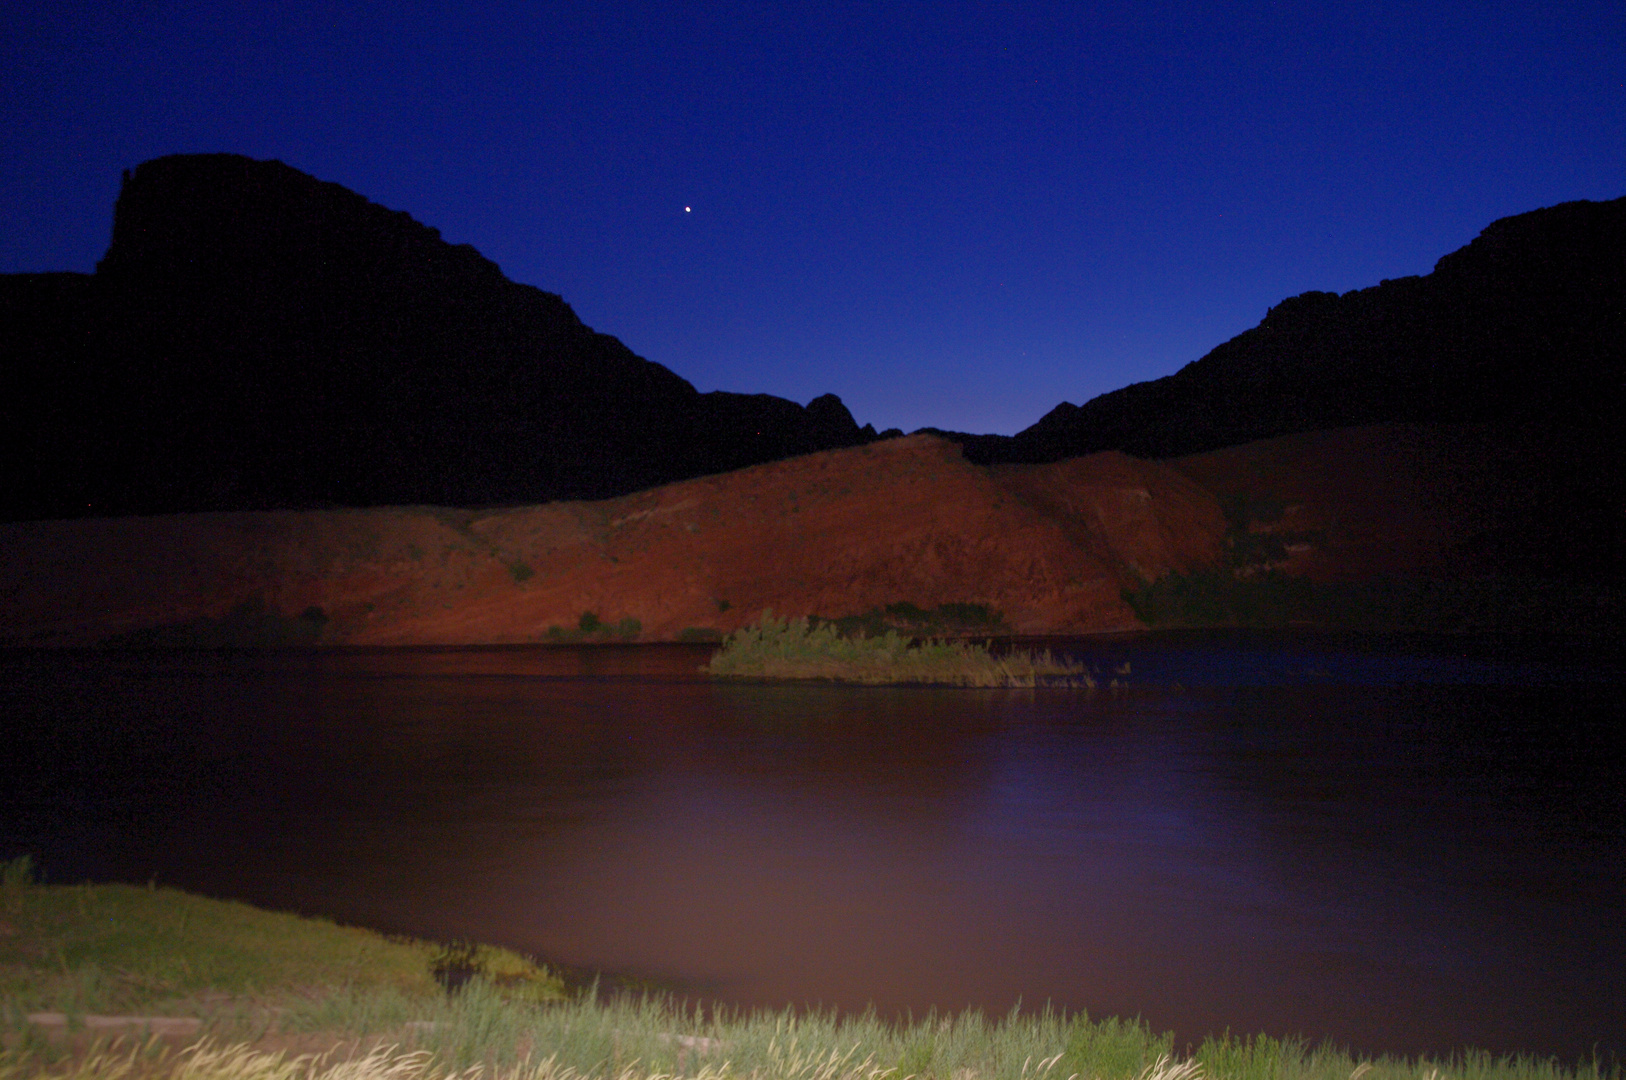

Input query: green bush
[934,601,1002,627]
[706,612,1088,686]
[1121,570,1315,628]
[544,613,641,642]
[2,853,35,889]
[1220,491,1287,530]
[97,598,329,648]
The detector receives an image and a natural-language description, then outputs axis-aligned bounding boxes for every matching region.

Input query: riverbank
[2,860,1616,1080]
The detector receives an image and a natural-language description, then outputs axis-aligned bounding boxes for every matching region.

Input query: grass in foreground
[0,856,563,1022]
[2,859,1617,1080]
[704,613,1090,687]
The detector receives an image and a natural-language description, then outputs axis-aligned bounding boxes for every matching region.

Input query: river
[1,632,1620,1061]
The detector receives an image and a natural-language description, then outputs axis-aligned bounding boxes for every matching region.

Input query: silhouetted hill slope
[931,196,1625,464]
[0,154,873,521]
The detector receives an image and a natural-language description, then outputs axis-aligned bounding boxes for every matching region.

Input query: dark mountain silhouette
[937,195,1626,583]
[929,195,1625,464]
[3,157,1619,563]
[0,154,874,521]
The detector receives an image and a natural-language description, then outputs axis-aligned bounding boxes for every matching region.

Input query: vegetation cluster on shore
[704,613,1090,687]
[1117,490,1622,634]
[2,861,1616,1080]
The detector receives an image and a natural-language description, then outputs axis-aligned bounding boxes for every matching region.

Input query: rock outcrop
[0,154,875,522]
[934,195,1625,463]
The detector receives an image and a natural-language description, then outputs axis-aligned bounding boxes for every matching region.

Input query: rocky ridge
[936,195,1625,464]
[0,435,1221,645]
[3,421,1593,647]
[0,154,881,522]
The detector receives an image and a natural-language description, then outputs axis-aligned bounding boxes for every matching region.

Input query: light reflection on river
[1,634,1621,1061]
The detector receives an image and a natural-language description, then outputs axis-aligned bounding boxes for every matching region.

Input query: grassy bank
[1,859,1616,1080]
[0,856,562,1039]
[704,613,1089,686]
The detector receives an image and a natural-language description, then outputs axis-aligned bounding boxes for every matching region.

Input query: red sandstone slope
[0,435,1224,645]
[4,423,1594,647]
[1166,421,1607,583]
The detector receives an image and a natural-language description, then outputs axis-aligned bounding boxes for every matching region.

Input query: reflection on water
[1,634,1621,1061]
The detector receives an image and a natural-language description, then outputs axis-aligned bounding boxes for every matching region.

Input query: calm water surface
[2,633,1621,1061]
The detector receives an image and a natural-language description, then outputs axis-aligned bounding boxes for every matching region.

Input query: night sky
[3,1,1621,435]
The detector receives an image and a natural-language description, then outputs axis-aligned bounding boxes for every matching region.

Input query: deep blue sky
[3,1,1622,435]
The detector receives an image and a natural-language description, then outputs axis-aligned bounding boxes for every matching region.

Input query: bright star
[684,206,691,212]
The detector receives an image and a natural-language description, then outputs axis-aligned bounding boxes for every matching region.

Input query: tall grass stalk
[3,998,1618,1080]
[705,613,1090,687]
